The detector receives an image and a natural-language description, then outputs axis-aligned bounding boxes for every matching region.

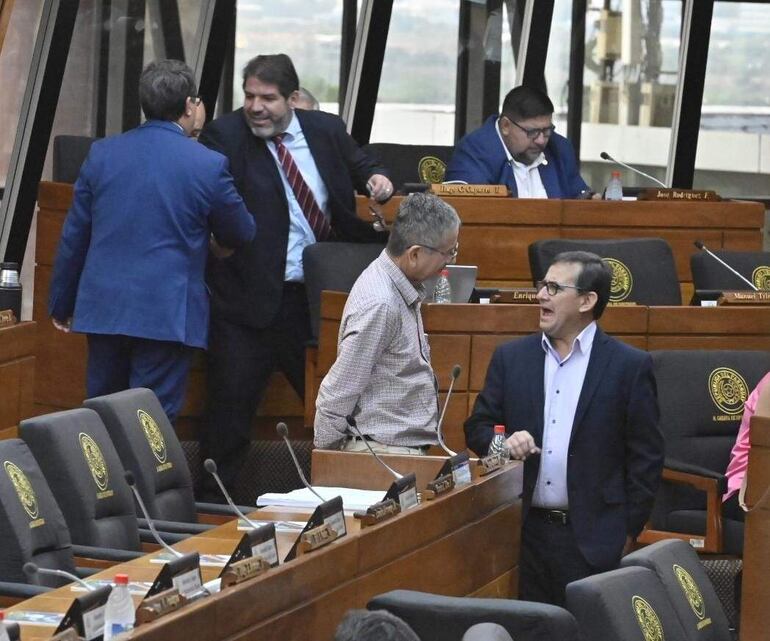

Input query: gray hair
[139,59,197,121]
[296,87,320,110]
[387,193,460,256]
[462,622,514,641]
[335,609,420,641]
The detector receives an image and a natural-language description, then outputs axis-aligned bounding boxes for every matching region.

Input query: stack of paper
[257,486,386,512]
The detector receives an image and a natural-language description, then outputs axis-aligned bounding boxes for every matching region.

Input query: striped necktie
[271,133,331,241]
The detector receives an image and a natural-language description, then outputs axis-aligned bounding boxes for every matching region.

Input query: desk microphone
[436,365,461,456]
[23,562,93,591]
[693,240,758,291]
[600,151,667,188]
[124,471,182,558]
[276,422,326,503]
[344,415,403,480]
[203,459,262,529]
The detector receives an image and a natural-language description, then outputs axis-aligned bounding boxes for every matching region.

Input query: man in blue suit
[445,86,590,198]
[48,59,256,422]
[464,251,663,606]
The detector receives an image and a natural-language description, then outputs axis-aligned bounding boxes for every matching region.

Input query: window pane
[694,2,770,197]
[370,0,458,144]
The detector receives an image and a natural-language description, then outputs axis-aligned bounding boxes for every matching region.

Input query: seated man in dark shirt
[445,85,590,199]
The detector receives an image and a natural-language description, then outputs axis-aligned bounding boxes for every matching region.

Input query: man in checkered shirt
[314,193,460,453]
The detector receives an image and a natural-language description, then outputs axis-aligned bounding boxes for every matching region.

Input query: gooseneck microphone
[124,471,183,558]
[600,151,667,188]
[345,415,403,480]
[203,459,262,529]
[23,562,93,591]
[693,240,758,291]
[436,365,461,457]
[276,422,325,503]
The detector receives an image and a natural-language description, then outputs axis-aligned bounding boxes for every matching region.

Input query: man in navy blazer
[464,251,663,606]
[445,86,589,198]
[197,54,392,493]
[49,59,256,422]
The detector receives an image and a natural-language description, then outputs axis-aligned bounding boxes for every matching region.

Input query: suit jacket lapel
[569,328,614,446]
[538,149,561,198]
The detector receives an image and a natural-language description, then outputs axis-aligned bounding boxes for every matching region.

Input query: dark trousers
[201,283,310,491]
[722,492,746,522]
[86,334,192,422]
[519,509,596,607]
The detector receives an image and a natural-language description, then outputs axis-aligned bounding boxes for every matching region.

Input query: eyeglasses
[535,280,584,296]
[418,243,459,262]
[506,118,556,140]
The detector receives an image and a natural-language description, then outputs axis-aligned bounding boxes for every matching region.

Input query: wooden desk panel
[0,321,36,438]
[8,460,522,641]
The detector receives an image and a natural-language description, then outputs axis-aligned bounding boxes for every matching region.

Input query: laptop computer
[423,265,478,303]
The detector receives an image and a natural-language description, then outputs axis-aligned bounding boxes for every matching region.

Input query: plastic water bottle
[0,611,11,641]
[488,424,509,457]
[433,269,452,304]
[103,574,135,640]
[604,171,623,201]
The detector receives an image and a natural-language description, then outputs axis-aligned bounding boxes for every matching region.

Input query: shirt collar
[541,321,597,362]
[377,250,424,307]
[495,117,546,170]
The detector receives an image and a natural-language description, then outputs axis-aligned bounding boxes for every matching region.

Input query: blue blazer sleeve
[48,154,96,321]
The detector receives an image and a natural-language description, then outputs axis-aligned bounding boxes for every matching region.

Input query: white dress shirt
[265,112,330,282]
[495,119,548,198]
[532,321,597,509]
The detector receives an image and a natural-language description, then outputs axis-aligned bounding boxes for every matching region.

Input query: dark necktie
[271,133,330,241]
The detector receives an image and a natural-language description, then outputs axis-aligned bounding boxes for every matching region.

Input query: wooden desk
[356,195,765,298]
[311,293,770,449]
[0,321,36,440]
[8,458,523,641]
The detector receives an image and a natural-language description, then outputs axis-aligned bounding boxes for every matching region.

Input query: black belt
[347,434,374,442]
[530,507,570,525]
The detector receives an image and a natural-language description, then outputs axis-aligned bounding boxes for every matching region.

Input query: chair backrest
[303,242,385,340]
[566,566,689,641]
[368,589,580,641]
[83,388,197,523]
[621,539,731,641]
[20,408,141,552]
[528,238,681,305]
[691,250,770,291]
[363,143,454,189]
[651,350,770,513]
[52,135,98,183]
[0,439,75,586]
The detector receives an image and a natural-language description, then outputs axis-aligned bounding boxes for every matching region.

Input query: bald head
[462,623,514,641]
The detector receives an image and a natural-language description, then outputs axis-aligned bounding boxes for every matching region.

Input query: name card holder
[285,495,346,562]
[430,184,509,197]
[424,473,454,500]
[220,523,279,575]
[297,523,339,556]
[146,552,202,600]
[718,291,770,305]
[491,289,539,304]
[220,556,272,588]
[55,585,111,641]
[136,588,186,625]
[383,472,419,511]
[354,497,400,528]
[475,452,507,478]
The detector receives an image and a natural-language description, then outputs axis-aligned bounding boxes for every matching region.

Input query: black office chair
[19,408,184,552]
[566,566,689,641]
[622,539,731,641]
[52,135,98,183]
[84,388,242,531]
[363,143,453,190]
[0,440,129,601]
[641,350,770,555]
[303,241,385,341]
[368,590,580,641]
[691,250,770,291]
[528,238,682,305]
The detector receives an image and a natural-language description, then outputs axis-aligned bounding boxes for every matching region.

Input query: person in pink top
[723,371,770,520]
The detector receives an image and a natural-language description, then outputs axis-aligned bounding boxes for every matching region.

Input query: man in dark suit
[198,53,392,493]
[464,251,663,606]
[48,59,256,422]
[445,86,590,198]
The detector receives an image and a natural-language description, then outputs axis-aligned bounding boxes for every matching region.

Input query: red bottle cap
[493,424,505,434]
[440,269,449,277]
[114,574,129,585]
